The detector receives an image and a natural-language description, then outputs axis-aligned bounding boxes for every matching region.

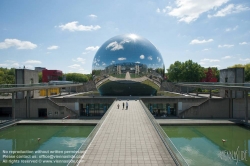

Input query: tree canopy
[0,68,15,84]
[64,73,89,83]
[167,60,205,82]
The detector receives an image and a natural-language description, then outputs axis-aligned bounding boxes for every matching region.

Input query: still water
[0,125,95,165]
[163,125,250,166]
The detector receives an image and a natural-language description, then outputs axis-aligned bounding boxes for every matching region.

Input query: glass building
[92,34,165,96]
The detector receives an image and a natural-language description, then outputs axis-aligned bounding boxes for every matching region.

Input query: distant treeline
[39,72,92,83]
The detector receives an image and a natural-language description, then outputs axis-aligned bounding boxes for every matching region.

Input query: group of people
[117,101,128,110]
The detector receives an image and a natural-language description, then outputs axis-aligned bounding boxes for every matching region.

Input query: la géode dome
[92,34,165,96]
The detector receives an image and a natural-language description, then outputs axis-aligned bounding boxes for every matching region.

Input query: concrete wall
[219,68,244,98]
[141,97,207,115]
[179,99,230,118]
[1,96,249,119]
[233,98,250,119]
[0,98,77,119]
[160,82,196,93]
[30,99,76,119]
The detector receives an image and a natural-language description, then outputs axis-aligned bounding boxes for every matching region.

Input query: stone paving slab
[78,100,176,166]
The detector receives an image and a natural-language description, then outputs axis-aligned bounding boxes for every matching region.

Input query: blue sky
[0,0,250,74]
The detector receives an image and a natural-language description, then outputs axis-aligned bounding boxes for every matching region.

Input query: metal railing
[139,100,189,166]
[67,99,116,166]
[176,82,250,89]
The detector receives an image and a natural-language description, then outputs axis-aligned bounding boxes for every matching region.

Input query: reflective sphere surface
[92,34,165,96]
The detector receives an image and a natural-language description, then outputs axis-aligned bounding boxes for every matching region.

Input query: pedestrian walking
[123,102,124,109]
[126,102,128,110]
[117,104,120,109]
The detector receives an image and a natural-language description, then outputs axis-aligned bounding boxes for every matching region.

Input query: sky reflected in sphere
[92,34,165,96]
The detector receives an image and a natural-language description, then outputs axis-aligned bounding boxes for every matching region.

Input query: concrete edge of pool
[1,119,244,131]
[1,118,245,127]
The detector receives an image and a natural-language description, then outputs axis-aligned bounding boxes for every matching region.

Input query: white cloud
[225,25,238,32]
[58,21,101,31]
[221,56,232,59]
[157,57,161,62]
[85,46,99,51]
[199,62,206,65]
[148,56,153,60]
[118,57,126,61]
[218,44,234,48]
[0,60,21,68]
[24,60,42,64]
[0,64,8,67]
[157,6,172,13]
[89,14,97,18]
[68,64,81,68]
[240,58,250,62]
[11,63,19,68]
[239,42,248,45]
[140,55,145,59]
[135,61,140,63]
[107,41,123,51]
[106,38,131,51]
[47,45,59,50]
[210,4,250,17]
[0,39,37,49]
[202,48,210,51]
[201,58,220,62]
[190,39,213,44]
[72,57,86,64]
[168,0,229,23]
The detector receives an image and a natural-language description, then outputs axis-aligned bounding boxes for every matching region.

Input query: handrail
[139,100,189,166]
[67,99,116,166]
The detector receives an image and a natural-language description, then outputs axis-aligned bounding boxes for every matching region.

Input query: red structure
[42,69,63,82]
[201,68,218,82]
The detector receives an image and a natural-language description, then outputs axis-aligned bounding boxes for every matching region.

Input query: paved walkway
[78,100,176,166]
[125,71,131,80]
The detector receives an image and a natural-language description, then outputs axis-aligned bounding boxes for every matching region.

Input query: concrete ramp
[78,100,176,166]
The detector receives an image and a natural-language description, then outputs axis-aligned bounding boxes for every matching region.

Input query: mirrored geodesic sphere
[92,34,165,96]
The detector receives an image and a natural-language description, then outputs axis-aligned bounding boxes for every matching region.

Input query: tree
[38,72,42,83]
[167,60,205,82]
[0,67,15,84]
[65,73,89,83]
[202,67,219,82]
[167,61,182,82]
[181,60,205,82]
[245,63,250,82]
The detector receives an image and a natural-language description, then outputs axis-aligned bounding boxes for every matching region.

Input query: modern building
[35,67,46,72]
[92,34,165,96]
[220,67,244,98]
[42,69,63,82]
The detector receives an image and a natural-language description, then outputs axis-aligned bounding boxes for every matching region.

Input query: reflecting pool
[0,125,95,165]
[163,125,250,166]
